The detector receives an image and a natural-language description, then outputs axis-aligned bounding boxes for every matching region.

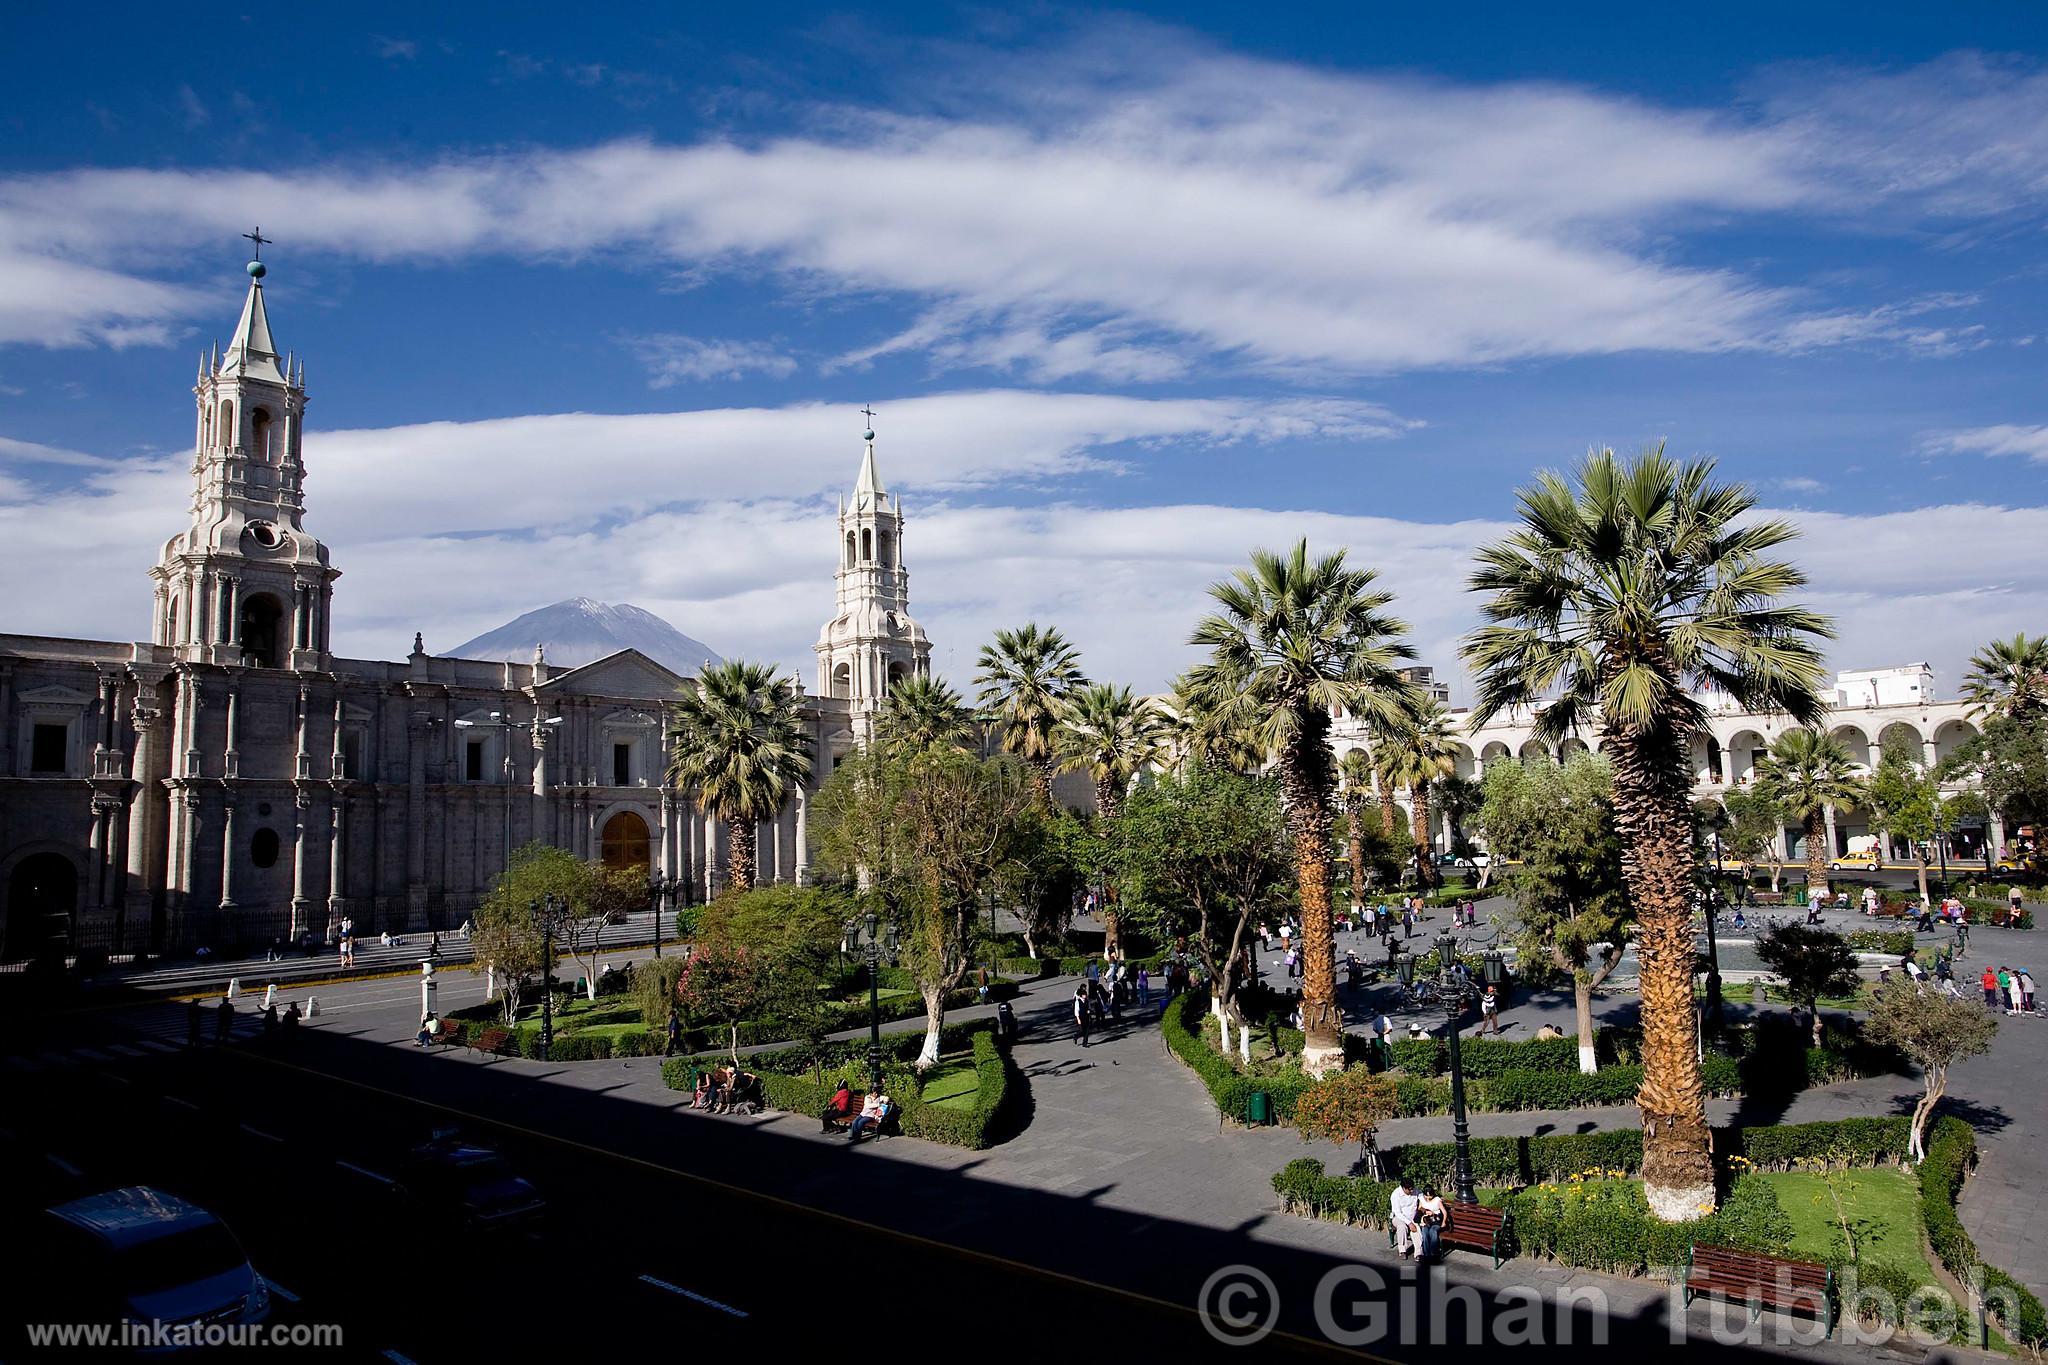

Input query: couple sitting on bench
[694,1066,763,1115]
[820,1080,896,1142]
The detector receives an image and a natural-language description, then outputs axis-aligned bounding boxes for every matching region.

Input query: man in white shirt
[1390,1179,1422,1258]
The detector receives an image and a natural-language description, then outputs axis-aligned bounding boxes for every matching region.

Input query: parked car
[36,1187,270,1337]
[398,1134,545,1233]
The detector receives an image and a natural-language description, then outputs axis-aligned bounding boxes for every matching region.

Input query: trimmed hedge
[1919,1116,2048,1347]
[657,1021,1019,1150]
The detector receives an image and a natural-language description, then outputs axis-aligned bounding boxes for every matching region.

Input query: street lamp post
[533,892,565,1061]
[843,911,899,1093]
[1397,929,1504,1207]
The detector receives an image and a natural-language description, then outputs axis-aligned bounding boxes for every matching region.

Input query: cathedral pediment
[537,649,688,702]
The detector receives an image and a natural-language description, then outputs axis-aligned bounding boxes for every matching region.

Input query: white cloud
[6,36,2034,373]
[623,333,798,387]
[1923,424,2048,463]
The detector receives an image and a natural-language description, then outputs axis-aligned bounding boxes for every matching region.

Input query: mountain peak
[451,600,723,677]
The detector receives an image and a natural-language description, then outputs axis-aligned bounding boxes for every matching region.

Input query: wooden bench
[1388,1200,1511,1269]
[1683,1243,1834,1337]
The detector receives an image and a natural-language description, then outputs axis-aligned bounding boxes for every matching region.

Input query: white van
[41,1188,270,1338]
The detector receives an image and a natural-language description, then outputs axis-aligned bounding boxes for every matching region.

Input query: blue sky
[4,3,2048,696]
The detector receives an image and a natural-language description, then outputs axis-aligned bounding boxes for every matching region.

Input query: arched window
[218,399,235,449]
[250,408,272,464]
[861,528,873,561]
[250,828,280,869]
[239,594,284,667]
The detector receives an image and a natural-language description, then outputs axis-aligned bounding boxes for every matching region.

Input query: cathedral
[0,258,931,962]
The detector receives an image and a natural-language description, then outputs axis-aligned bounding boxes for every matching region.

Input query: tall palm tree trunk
[1603,721,1716,1220]
[726,819,756,895]
[1411,786,1436,890]
[1805,810,1828,902]
[1281,732,1342,1077]
[1097,778,1122,955]
[1346,805,1368,906]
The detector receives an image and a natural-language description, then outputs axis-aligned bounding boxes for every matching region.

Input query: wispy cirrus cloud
[5,32,2043,372]
[1922,423,2048,463]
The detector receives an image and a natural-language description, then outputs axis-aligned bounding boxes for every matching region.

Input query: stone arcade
[0,260,929,961]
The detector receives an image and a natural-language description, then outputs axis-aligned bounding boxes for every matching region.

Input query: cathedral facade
[0,261,928,962]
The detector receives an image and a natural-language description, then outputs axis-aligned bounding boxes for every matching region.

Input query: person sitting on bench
[848,1090,890,1142]
[822,1080,854,1131]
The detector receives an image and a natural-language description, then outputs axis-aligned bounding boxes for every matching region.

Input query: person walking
[1073,985,1092,1047]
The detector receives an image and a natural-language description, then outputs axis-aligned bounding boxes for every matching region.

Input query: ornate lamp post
[1396,929,1505,1206]
[842,911,899,1093]
[532,892,566,1061]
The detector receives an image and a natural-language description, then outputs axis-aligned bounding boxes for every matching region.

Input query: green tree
[1721,787,1786,892]
[1756,923,1862,1047]
[1056,683,1166,955]
[667,660,813,894]
[1866,736,1941,904]
[1191,539,1415,1077]
[1112,769,1290,1057]
[1379,697,1462,889]
[813,745,1033,1067]
[1464,444,1833,1220]
[1864,979,2000,1162]
[1962,633,2048,723]
[1166,669,1266,775]
[471,842,582,1023]
[874,675,975,755]
[1755,728,1866,902]
[1480,755,1633,1073]
[974,623,1088,808]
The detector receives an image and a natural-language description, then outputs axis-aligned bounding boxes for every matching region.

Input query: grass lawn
[919,1053,980,1111]
[1757,1168,1936,1282]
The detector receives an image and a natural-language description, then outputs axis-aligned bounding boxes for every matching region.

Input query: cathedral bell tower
[815,414,931,727]
[150,241,339,670]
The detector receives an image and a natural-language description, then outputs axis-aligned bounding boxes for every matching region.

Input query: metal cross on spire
[241,227,273,259]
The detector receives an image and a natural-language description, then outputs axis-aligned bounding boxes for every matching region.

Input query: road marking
[226,1048,1370,1362]
[337,1160,396,1186]
[264,1279,300,1304]
[164,1095,202,1112]
[47,1153,83,1177]
[239,1123,284,1143]
[636,1274,749,1318]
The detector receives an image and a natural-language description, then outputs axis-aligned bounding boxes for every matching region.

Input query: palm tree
[666,660,813,895]
[1381,700,1462,888]
[1057,684,1167,955]
[1191,539,1414,1076]
[1755,729,1866,902]
[1339,748,1376,905]
[975,624,1088,806]
[1962,633,2048,722]
[874,675,975,754]
[1463,444,1831,1220]
[1167,670,1267,775]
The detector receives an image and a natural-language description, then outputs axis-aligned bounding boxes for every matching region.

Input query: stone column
[290,789,312,938]
[793,789,808,886]
[220,798,239,910]
[406,711,429,923]
[327,787,346,941]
